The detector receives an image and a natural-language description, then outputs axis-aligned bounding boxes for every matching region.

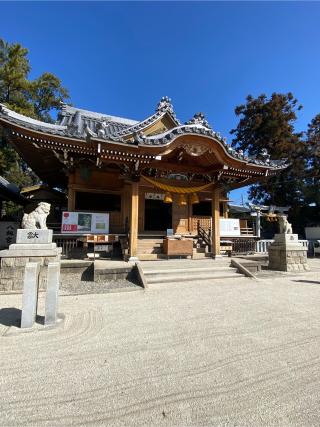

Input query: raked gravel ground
[1,260,320,426]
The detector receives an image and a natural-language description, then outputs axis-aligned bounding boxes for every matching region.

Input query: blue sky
[1,1,320,203]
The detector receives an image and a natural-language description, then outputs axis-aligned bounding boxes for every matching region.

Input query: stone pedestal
[268,234,309,272]
[0,229,62,292]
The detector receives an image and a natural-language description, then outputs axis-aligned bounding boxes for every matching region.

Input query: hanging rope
[142,175,213,194]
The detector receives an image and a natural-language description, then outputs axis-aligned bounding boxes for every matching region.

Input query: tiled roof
[0,99,288,170]
[0,176,27,204]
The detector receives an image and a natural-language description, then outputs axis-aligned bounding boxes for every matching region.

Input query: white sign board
[61,212,109,234]
[220,218,241,237]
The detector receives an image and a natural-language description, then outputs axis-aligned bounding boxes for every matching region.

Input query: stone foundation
[0,255,61,292]
[0,229,61,292]
[268,234,309,272]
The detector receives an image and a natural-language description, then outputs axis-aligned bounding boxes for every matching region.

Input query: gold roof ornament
[190,193,199,204]
[178,194,187,206]
[163,192,173,204]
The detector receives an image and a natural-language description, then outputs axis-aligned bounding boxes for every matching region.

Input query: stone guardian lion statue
[21,202,51,229]
[278,215,293,234]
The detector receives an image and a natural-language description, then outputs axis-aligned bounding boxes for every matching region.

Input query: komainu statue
[278,215,293,234]
[21,202,51,229]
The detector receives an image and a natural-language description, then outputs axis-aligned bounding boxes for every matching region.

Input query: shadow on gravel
[292,280,320,285]
[0,308,45,327]
[81,263,94,281]
[0,307,21,327]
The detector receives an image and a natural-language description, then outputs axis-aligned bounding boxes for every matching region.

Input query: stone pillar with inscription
[0,229,62,292]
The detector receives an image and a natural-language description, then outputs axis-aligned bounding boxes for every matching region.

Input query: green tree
[30,72,69,122]
[0,38,70,188]
[0,39,34,117]
[0,38,70,218]
[304,114,320,207]
[230,93,306,207]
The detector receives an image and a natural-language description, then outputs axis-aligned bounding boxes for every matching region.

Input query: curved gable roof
[0,98,288,173]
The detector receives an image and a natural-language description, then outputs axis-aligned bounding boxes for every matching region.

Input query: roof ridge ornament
[156,96,174,113]
[155,96,180,125]
[185,112,211,129]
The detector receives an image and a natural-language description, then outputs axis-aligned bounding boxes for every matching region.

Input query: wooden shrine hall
[0,97,287,260]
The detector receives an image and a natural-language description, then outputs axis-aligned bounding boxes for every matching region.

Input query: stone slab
[0,248,62,258]
[45,262,60,326]
[274,233,299,243]
[9,243,57,251]
[16,229,53,244]
[268,245,307,252]
[21,262,40,328]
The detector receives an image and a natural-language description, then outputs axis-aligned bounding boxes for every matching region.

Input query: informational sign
[61,212,109,234]
[220,218,241,237]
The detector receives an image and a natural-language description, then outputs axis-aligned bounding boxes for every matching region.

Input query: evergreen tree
[0,38,70,189]
[305,114,320,207]
[0,39,34,117]
[29,72,69,123]
[0,38,70,218]
[230,93,306,207]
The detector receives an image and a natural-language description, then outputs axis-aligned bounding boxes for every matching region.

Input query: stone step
[137,239,164,244]
[138,242,163,248]
[140,259,231,269]
[146,272,242,284]
[144,266,237,276]
[137,254,163,261]
[137,248,163,254]
[148,276,248,287]
[192,253,213,259]
[137,245,162,249]
[193,247,206,253]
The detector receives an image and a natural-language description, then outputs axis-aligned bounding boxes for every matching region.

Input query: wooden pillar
[67,173,75,211]
[223,202,228,218]
[121,184,130,233]
[188,196,193,234]
[67,186,75,211]
[129,180,139,260]
[212,187,221,258]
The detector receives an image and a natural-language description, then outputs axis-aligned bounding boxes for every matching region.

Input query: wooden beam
[147,161,208,174]
[129,181,139,260]
[211,187,221,258]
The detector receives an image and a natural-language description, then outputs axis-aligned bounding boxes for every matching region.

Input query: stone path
[1,262,320,426]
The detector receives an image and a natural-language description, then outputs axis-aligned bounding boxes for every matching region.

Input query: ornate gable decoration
[156,96,174,114]
[156,96,180,124]
[185,112,211,129]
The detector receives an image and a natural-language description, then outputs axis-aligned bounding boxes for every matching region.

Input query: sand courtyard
[1,261,320,427]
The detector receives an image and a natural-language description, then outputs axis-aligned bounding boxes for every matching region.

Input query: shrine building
[0,97,287,260]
